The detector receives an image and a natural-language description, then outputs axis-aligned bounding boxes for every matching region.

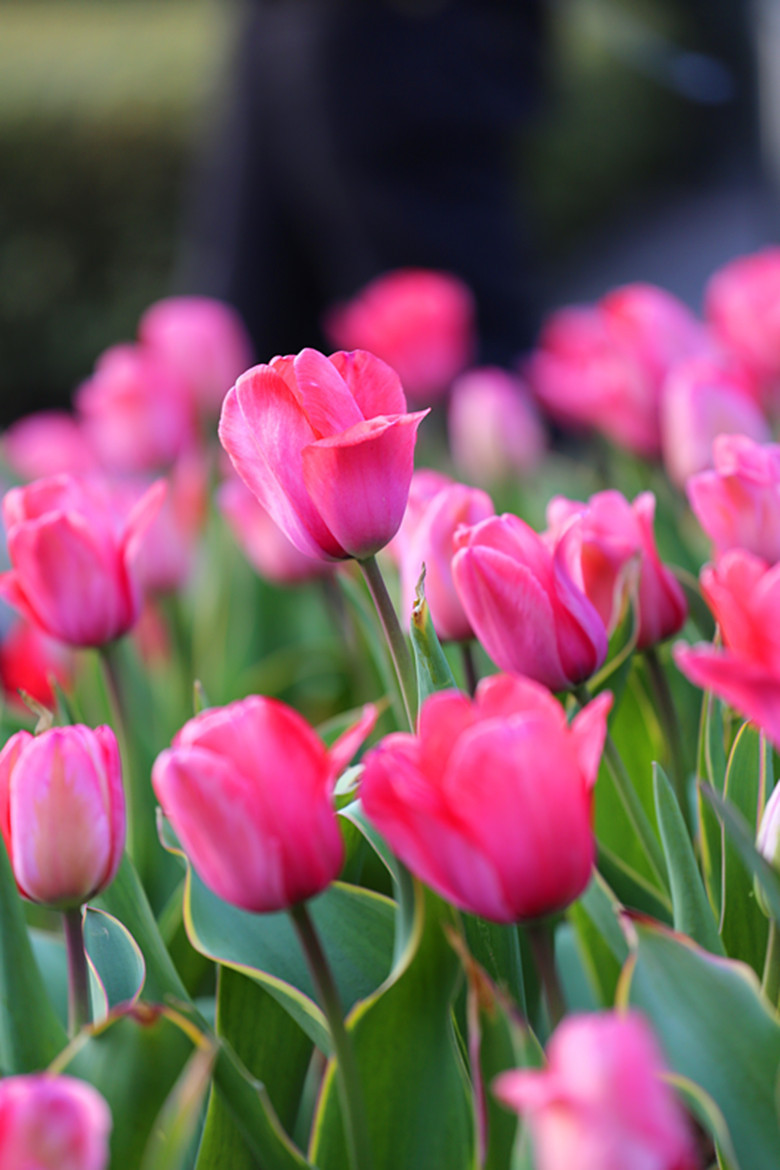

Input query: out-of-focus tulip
[219,347,428,561]
[0,617,73,710]
[493,1011,698,1170]
[0,474,165,646]
[0,1073,112,1170]
[452,512,608,690]
[324,268,475,405]
[447,366,546,485]
[0,724,125,908]
[2,411,98,480]
[660,356,769,487]
[546,490,688,650]
[361,674,611,921]
[528,284,708,457]
[132,455,208,595]
[393,476,495,641]
[218,475,331,585]
[139,295,254,416]
[706,247,780,398]
[687,433,780,563]
[76,344,196,473]
[152,696,376,913]
[674,549,780,747]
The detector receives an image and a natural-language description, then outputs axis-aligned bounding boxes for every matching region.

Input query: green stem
[290,902,373,1170]
[575,684,670,894]
[526,919,566,1032]
[763,920,780,1009]
[358,555,417,730]
[460,642,479,697]
[63,906,90,1035]
[97,643,138,860]
[644,648,691,833]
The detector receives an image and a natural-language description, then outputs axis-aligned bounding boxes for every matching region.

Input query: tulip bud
[0,725,125,909]
[0,1073,111,1170]
[448,366,546,485]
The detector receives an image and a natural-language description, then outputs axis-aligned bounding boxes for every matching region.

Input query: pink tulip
[546,490,687,650]
[674,549,780,747]
[0,618,73,711]
[528,284,708,457]
[138,295,254,416]
[218,475,332,585]
[2,411,98,480]
[687,433,780,563]
[447,366,546,485]
[451,512,608,690]
[152,696,376,912]
[660,355,769,487]
[0,1074,111,1170]
[324,268,475,405]
[76,344,197,473]
[0,724,125,908]
[706,247,780,397]
[0,474,165,646]
[131,455,208,595]
[219,347,428,561]
[360,674,611,921]
[393,476,495,641]
[493,1011,698,1170]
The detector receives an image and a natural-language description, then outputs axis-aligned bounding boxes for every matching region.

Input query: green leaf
[460,914,527,1018]
[653,763,723,955]
[699,785,780,928]
[720,725,770,971]
[410,578,457,708]
[595,843,672,921]
[141,1043,217,1170]
[698,691,727,920]
[0,837,66,1071]
[567,873,627,1007]
[309,884,474,1170]
[84,906,146,1022]
[181,869,395,1054]
[621,919,780,1170]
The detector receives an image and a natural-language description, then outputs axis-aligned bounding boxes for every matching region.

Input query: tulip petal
[329,349,408,418]
[571,691,613,791]
[293,348,365,436]
[302,412,427,559]
[674,642,780,749]
[219,368,345,559]
[330,703,378,776]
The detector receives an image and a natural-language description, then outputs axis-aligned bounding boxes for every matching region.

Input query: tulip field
[2,255,780,1168]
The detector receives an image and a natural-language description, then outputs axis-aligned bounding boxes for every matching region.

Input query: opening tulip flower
[493,1011,698,1170]
[360,674,612,922]
[0,473,165,646]
[152,695,377,913]
[219,347,428,561]
[0,724,125,909]
[0,1074,112,1170]
[687,433,780,563]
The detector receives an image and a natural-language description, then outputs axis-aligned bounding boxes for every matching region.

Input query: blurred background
[0,0,775,425]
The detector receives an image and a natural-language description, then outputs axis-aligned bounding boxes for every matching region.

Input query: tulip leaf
[461,913,527,1018]
[595,842,672,921]
[0,837,66,1071]
[195,967,313,1169]
[410,580,457,708]
[567,872,626,1006]
[720,724,770,971]
[309,884,474,1170]
[653,763,724,955]
[180,867,395,1055]
[141,1043,217,1170]
[620,918,780,1170]
[85,906,147,1022]
[699,783,780,927]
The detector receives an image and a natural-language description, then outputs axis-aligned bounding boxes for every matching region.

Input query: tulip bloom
[0,474,165,646]
[493,1011,698,1170]
[447,366,546,485]
[324,268,475,404]
[218,475,332,585]
[687,433,780,563]
[0,618,73,711]
[219,347,428,561]
[706,247,780,396]
[0,724,125,908]
[152,696,376,913]
[2,411,98,480]
[452,512,608,690]
[360,675,611,922]
[139,295,254,415]
[394,475,495,642]
[674,549,780,748]
[0,1074,111,1170]
[546,490,688,651]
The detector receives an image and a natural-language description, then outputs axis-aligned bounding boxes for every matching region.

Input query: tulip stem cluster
[289,901,373,1170]
[63,906,91,1036]
[359,555,417,730]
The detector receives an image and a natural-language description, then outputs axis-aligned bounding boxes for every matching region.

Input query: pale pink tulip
[324,268,475,405]
[493,1011,698,1170]
[0,1074,111,1170]
[2,411,98,480]
[687,433,780,563]
[360,675,611,921]
[219,348,427,561]
[152,696,376,912]
[0,724,125,908]
[706,247,780,397]
[447,366,546,485]
[218,476,331,585]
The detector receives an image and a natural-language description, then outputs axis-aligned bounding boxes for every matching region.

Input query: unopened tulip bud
[0,1073,111,1170]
